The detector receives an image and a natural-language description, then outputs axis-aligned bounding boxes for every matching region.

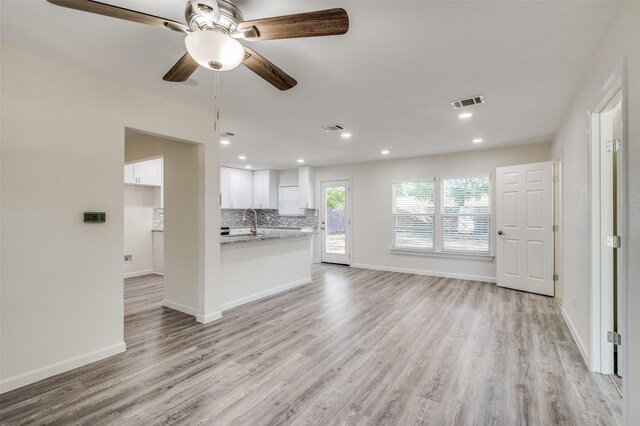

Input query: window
[392,181,435,250]
[392,176,491,256]
[441,177,491,254]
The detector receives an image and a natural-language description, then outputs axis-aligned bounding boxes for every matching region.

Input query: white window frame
[440,175,492,255]
[391,175,494,260]
[392,179,436,252]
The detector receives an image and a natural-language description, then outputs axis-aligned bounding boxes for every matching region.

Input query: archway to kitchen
[123,129,217,344]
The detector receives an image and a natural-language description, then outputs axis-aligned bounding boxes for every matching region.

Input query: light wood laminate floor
[0,265,622,425]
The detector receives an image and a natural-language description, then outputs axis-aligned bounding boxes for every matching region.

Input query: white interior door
[496,162,554,296]
[321,180,351,265]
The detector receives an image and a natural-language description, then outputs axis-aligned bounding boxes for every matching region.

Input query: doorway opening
[123,154,164,325]
[589,63,626,405]
[321,180,351,265]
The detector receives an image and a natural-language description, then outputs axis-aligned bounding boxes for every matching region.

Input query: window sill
[390,248,494,262]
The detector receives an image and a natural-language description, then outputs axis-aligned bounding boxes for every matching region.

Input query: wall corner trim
[351,263,497,283]
[162,299,200,317]
[561,307,590,369]
[0,341,126,394]
[196,311,223,324]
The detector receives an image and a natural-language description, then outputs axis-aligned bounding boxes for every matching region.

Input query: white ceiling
[1,0,620,170]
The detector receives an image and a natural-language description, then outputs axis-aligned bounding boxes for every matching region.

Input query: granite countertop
[220,228,314,245]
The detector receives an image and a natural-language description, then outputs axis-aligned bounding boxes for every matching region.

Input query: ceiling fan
[46,0,350,91]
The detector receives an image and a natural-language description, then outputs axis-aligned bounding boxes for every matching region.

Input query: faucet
[241,208,258,235]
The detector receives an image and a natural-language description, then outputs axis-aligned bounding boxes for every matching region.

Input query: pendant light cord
[214,71,220,134]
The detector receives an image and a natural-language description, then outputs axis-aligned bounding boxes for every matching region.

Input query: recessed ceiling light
[297,159,305,163]
[472,138,483,143]
[220,140,230,145]
[458,112,473,119]
[245,165,252,169]
[238,155,246,160]
[341,132,352,139]
[381,150,390,155]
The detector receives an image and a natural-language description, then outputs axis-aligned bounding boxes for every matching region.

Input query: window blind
[392,181,435,250]
[441,176,491,253]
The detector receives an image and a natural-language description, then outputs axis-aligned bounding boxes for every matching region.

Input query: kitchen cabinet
[298,166,316,209]
[220,167,230,208]
[279,185,303,215]
[228,168,243,208]
[220,167,255,209]
[124,164,135,184]
[241,169,253,208]
[252,170,279,209]
[124,158,162,187]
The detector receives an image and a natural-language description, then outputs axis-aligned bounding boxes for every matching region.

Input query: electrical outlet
[124,255,133,262]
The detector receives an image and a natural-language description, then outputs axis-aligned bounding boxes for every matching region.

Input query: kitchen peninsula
[220,228,314,311]
[218,165,318,311]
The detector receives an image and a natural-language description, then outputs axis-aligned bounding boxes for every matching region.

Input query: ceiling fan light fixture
[185,30,244,71]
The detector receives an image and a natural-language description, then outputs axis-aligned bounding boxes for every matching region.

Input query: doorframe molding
[553,156,563,301]
[320,178,353,265]
[587,59,628,415]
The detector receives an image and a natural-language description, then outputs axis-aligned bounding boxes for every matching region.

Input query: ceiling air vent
[320,124,345,133]
[450,95,485,110]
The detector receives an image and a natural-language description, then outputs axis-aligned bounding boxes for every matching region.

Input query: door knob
[498,230,504,235]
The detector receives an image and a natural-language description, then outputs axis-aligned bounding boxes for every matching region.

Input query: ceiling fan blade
[163,53,199,82]
[46,0,190,33]
[238,8,348,41]
[242,47,297,91]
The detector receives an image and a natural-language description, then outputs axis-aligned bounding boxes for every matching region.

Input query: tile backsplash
[153,208,164,231]
[221,209,318,229]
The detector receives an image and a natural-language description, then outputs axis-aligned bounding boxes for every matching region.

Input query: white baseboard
[351,263,496,283]
[0,341,126,394]
[562,308,590,367]
[196,311,222,324]
[162,299,199,317]
[220,277,312,312]
[124,269,155,279]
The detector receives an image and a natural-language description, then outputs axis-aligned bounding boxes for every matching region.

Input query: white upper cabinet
[227,168,243,209]
[298,166,316,209]
[124,163,135,184]
[241,170,253,208]
[220,167,258,209]
[252,170,279,209]
[124,158,162,187]
[220,167,278,209]
[220,167,230,208]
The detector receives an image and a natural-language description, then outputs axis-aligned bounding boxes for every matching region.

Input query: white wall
[124,185,155,278]
[551,3,640,423]
[125,134,202,315]
[278,168,298,186]
[315,143,551,281]
[0,44,220,392]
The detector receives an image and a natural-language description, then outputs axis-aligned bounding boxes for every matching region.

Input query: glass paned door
[321,180,351,265]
